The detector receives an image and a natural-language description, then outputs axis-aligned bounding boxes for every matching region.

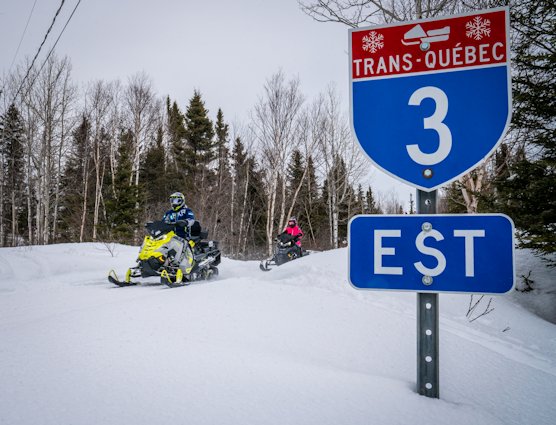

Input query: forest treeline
[0,0,553,262]
[0,67,389,257]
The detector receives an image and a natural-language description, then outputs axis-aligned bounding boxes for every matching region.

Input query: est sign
[349,8,511,191]
[348,214,515,294]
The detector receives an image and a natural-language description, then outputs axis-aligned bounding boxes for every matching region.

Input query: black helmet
[169,192,186,211]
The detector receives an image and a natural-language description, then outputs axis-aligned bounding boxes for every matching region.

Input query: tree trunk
[237,170,250,257]
[80,155,90,243]
[265,174,278,256]
[460,164,486,213]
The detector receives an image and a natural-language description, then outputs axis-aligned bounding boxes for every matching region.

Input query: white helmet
[169,192,186,211]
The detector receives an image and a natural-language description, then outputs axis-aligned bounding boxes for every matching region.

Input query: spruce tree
[0,104,26,246]
[183,90,215,195]
[299,155,325,247]
[59,115,93,241]
[365,186,382,214]
[230,136,267,255]
[167,97,187,181]
[214,108,231,186]
[355,184,365,214]
[211,108,232,239]
[442,182,468,213]
[140,126,169,220]
[493,0,556,262]
[287,149,305,217]
[105,129,138,243]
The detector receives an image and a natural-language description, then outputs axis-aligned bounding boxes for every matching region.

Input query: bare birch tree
[85,80,119,240]
[123,73,158,188]
[314,85,366,248]
[17,56,75,244]
[251,71,305,255]
[282,109,322,228]
[123,73,159,241]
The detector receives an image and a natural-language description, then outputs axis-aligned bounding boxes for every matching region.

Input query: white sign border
[347,213,516,294]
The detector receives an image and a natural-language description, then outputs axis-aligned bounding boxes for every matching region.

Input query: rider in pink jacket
[283,217,303,249]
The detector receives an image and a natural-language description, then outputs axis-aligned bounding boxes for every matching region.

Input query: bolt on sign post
[348,8,512,399]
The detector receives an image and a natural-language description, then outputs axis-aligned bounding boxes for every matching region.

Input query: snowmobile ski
[259,259,273,271]
[160,269,191,288]
[108,269,138,287]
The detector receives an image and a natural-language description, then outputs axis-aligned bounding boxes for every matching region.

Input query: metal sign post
[416,190,439,398]
[347,210,515,399]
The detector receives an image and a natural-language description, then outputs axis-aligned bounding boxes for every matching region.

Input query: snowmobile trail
[1,244,556,425]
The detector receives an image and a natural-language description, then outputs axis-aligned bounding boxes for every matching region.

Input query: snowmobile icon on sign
[401,24,450,51]
[349,7,511,191]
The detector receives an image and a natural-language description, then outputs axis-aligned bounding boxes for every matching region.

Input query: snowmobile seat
[189,220,209,241]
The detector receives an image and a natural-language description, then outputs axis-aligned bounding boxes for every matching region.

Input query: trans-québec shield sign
[349,8,511,191]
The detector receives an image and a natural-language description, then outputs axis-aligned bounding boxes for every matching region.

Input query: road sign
[348,214,515,293]
[349,7,511,191]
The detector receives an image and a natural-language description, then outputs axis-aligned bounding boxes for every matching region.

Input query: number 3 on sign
[407,86,452,166]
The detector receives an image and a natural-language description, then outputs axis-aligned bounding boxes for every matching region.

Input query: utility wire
[1,0,38,103]
[11,0,66,102]
[32,0,83,81]
[8,0,39,73]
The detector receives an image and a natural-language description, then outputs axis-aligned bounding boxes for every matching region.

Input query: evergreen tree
[365,186,381,214]
[183,90,215,194]
[324,155,350,246]
[232,136,248,178]
[300,155,324,247]
[355,184,365,214]
[211,108,232,239]
[0,104,26,246]
[493,0,556,262]
[166,97,187,184]
[287,149,305,215]
[104,129,138,243]
[214,108,231,186]
[442,182,468,213]
[140,126,169,220]
[244,155,267,251]
[59,115,93,241]
[230,136,267,255]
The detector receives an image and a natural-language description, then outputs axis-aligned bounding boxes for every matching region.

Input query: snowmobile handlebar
[275,232,301,244]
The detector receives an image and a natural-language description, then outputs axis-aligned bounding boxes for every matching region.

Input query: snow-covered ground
[0,243,555,425]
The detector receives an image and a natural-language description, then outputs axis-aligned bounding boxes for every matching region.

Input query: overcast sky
[0,0,414,206]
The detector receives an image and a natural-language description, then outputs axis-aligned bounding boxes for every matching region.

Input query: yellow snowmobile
[108,220,221,288]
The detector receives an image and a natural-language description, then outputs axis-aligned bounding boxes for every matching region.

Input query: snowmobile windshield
[277,232,299,244]
[145,221,177,238]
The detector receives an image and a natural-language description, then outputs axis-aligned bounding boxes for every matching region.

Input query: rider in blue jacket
[162,192,195,239]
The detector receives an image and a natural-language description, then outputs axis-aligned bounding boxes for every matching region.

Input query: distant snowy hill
[0,243,555,425]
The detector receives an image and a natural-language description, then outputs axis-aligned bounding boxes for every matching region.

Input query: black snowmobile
[259,232,307,271]
[108,220,221,288]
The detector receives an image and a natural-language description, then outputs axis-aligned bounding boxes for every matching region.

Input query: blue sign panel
[349,8,511,191]
[348,214,515,293]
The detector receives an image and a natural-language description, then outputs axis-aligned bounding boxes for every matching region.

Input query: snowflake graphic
[466,16,491,40]
[362,31,384,53]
